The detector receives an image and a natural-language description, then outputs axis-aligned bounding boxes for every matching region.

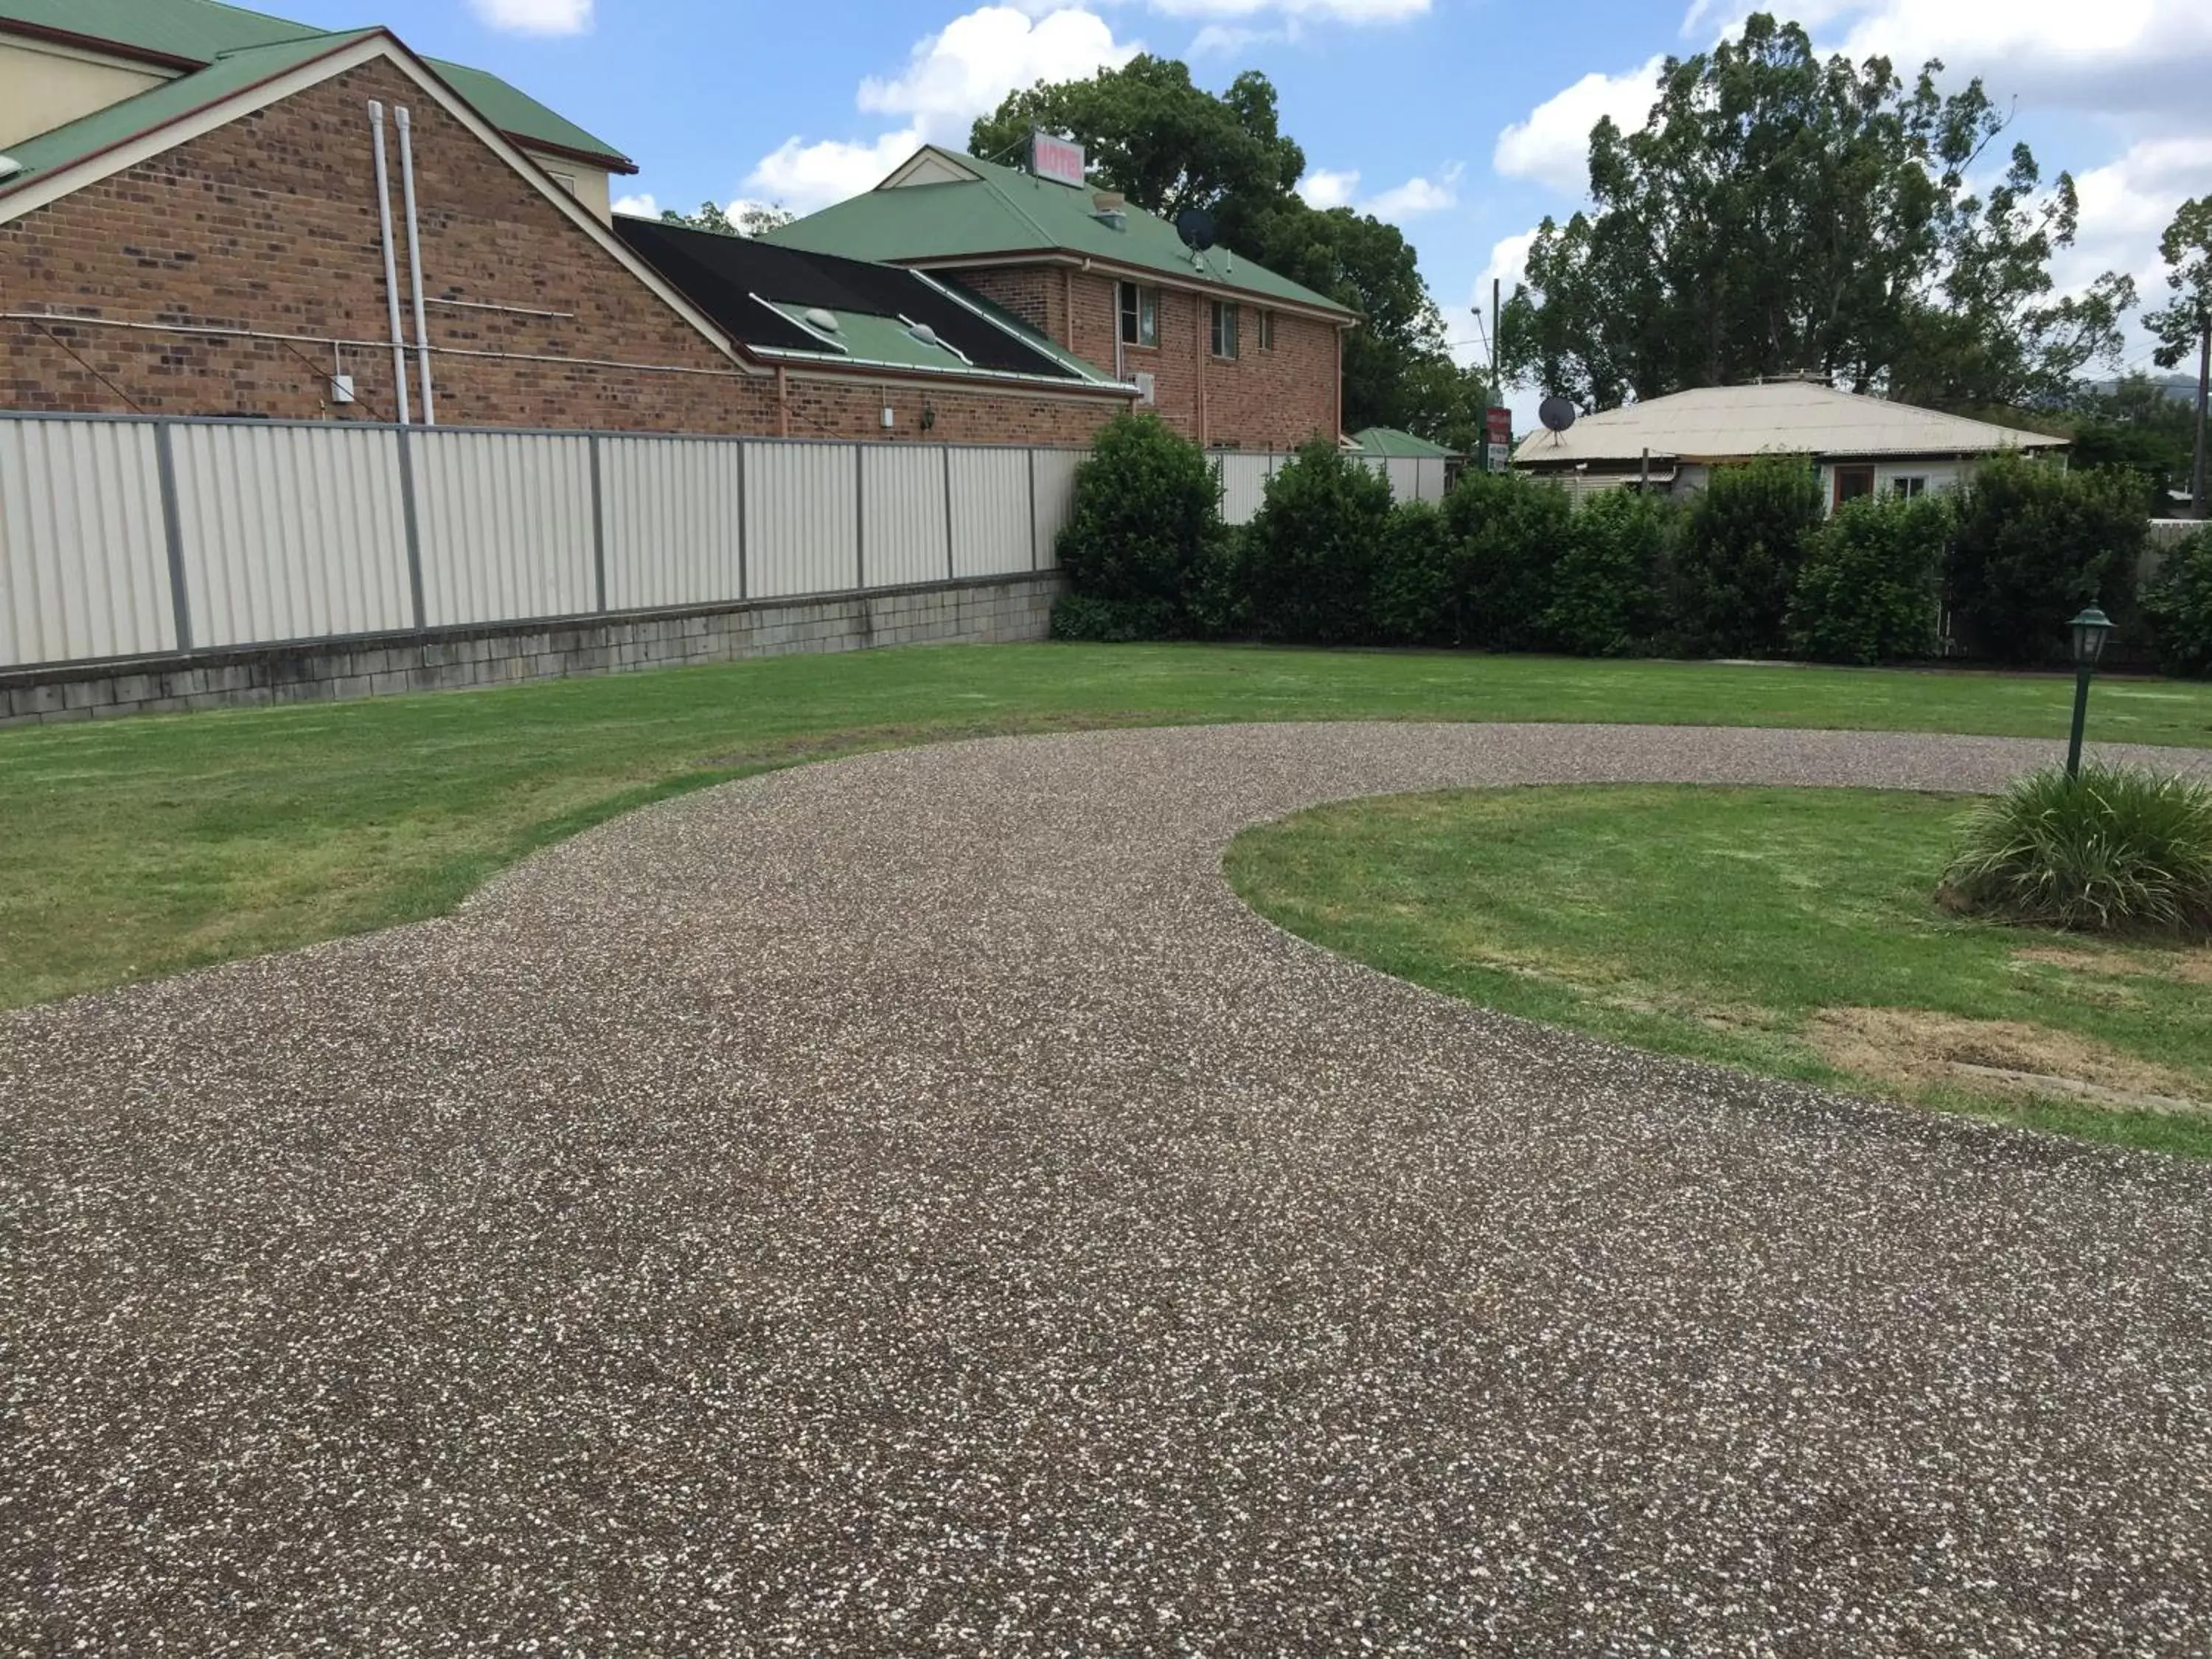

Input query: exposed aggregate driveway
[7,722,2212,1656]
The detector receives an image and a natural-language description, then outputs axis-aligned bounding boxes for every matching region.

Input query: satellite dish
[1174,209,1217,252]
[1538,395,1578,434]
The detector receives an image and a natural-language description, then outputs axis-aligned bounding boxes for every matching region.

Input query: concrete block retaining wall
[0,573,1064,727]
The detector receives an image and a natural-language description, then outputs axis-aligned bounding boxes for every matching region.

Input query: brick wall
[0,56,1123,442]
[778,373,1114,446]
[947,262,1343,450]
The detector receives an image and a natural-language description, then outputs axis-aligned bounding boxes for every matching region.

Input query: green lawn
[1226,785,2212,1158]
[4,642,2211,1012]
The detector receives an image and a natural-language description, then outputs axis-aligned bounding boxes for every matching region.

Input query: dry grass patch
[1809,1007,2212,1118]
[2013,944,2212,985]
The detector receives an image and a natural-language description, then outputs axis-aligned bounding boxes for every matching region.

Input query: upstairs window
[1210,300,1239,361]
[1119,282,1158,347]
[1257,309,1276,352]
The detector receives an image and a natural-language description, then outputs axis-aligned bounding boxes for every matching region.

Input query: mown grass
[1226,784,2212,1159]
[6,641,2212,1011]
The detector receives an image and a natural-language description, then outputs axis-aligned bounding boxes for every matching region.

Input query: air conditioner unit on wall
[1131,372,1156,406]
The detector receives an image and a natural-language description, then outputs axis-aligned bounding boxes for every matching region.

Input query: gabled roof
[763,145,1355,321]
[0,0,632,169]
[1354,426,1455,458]
[1513,380,2070,467]
[0,29,372,187]
[613,216,1130,392]
[0,29,757,377]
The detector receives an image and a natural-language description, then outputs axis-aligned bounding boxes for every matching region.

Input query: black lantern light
[2065,606,2115,779]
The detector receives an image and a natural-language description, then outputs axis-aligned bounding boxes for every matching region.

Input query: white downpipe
[367,100,411,425]
[394,105,436,425]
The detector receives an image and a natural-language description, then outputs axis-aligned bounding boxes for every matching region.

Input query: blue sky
[294,0,2212,403]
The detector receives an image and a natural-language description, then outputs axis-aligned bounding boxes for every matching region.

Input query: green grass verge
[1225,784,2212,1159]
[6,642,2212,1012]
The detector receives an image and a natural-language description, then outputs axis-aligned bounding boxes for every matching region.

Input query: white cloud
[1296,168,1360,209]
[466,0,590,34]
[745,130,930,215]
[611,192,657,218]
[857,7,1136,139]
[1297,164,1462,220]
[1492,58,1663,193]
[1147,0,1429,18]
[740,7,1139,215]
[1364,164,1461,221]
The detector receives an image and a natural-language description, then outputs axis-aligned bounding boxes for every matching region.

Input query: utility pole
[1489,277,1503,473]
[2195,306,2210,520]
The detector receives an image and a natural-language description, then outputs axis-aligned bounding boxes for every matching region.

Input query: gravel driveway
[6,722,2212,1655]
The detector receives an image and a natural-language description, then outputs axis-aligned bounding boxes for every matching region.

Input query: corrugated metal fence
[0,413,1085,672]
[1212,451,1452,526]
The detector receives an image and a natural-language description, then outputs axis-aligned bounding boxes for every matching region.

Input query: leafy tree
[1946,454,2145,663]
[1670,456,1825,658]
[658,201,794,238]
[2144,196,2212,512]
[1500,13,2132,413]
[1786,493,1949,664]
[970,60,1477,440]
[971,57,1303,237]
[2063,375,2197,515]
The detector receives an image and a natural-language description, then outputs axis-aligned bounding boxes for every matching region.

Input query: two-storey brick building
[0,1,1136,442]
[765,145,1357,451]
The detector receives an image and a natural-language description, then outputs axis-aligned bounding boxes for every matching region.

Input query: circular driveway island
[5,723,2211,1655]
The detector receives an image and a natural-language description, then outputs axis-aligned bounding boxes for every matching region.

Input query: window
[1118,282,1158,348]
[1832,464,1876,507]
[1210,300,1239,361]
[1891,475,1929,498]
[546,169,578,197]
[1257,309,1276,352]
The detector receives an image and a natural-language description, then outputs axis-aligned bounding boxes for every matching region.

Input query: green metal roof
[765,147,1354,319]
[0,30,373,184]
[0,0,632,167]
[1354,426,1455,458]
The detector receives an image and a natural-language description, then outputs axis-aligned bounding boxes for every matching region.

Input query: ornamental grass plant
[1940,763,2212,936]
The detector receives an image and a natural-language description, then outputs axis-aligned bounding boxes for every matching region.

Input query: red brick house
[0,3,1135,442]
[765,145,1359,451]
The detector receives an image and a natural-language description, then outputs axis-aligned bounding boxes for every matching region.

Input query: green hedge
[1786,493,1949,664]
[1947,453,2144,664]
[2143,529,2212,678]
[1048,417,2165,669]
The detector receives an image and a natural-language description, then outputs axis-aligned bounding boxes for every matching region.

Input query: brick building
[0,4,1135,442]
[765,145,1359,451]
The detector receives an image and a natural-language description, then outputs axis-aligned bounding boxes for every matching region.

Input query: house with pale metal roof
[1512,380,2067,511]
[0,1,1135,439]
[765,143,1357,453]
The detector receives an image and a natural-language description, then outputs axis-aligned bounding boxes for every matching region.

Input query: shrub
[1670,456,1825,658]
[1240,442,1394,644]
[1939,763,2212,936]
[1784,492,1950,664]
[1048,593,1179,641]
[1543,490,1675,657]
[1054,413,1223,632]
[1946,455,2145,664]
[1372,499,1458,647]
[1444,470,1573,652]
[1183,527,1253,641]
[2142,529,2212,678]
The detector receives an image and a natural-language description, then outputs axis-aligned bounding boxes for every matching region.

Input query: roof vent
[0,154,21,182]
[803,307,841,334]
[1091,189,1127,230]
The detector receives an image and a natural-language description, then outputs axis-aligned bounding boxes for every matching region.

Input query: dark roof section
[613,217,1085,380]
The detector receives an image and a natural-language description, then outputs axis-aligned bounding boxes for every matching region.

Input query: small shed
[1511,380,2067,511]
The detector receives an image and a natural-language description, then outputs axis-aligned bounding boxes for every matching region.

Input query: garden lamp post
[2065,606,2115,779]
